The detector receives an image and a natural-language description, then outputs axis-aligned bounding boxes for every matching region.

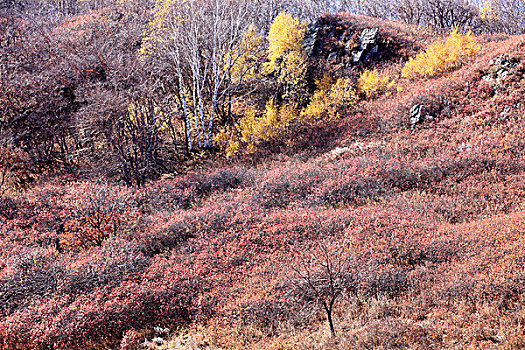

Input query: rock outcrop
[302,20,321,58]
[302,22,380,66]
[482,54,520,86]
[409,104,436,129]
[351,28,379,65]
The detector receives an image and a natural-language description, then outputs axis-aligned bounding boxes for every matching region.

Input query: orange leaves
[47,184,140,250]
[2,138,525,348]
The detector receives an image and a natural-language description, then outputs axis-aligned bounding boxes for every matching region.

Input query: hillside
[1,10,525,350]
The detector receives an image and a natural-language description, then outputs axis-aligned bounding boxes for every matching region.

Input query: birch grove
[143,0,263,150]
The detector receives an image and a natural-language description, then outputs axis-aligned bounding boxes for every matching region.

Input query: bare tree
[69,7,176,186]
[0,18,81,172]
[0,145,12,196]
[398,0,426,25]
[425,0,479,31]
[287,241,350,337]
[147,0,264,150]
[488,0,525,34]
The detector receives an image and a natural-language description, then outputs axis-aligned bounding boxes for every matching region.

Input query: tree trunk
[327,310,336,337]
[323,302,336,337]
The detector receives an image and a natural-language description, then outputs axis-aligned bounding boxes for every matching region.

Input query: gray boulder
[409,104,424,129]
[482,54,520,85]
[351,28,379,65]
[302,20,321,58]
[409,104,435,128]
[327,52,338,61]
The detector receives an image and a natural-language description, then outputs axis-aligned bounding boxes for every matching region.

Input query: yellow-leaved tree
[214,100,298,157]
[139,0,263,151]
[214,11,308,157]
[302,75,358,120]
[263,11,307,98]
[228,25,264,84]
[358,69,394,98]
[401,28,480,79]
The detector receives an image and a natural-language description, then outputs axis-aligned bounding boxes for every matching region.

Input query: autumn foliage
[3,4,525,350]
[358,69,394,98]
[264,11,307,87]
[401,28,480,79]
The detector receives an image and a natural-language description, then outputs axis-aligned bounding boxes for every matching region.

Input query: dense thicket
[1,0,524,188]
[2,0,525,348]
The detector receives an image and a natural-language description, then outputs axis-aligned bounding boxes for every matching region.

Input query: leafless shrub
[286,241,350,337]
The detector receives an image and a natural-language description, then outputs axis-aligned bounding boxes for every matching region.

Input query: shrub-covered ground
[2,15,525,349]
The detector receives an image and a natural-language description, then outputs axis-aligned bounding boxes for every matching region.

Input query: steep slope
[1,15,525,349]
[165,32,525,349]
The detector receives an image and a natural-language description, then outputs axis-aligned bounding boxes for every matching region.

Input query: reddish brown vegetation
[1,11,525,350]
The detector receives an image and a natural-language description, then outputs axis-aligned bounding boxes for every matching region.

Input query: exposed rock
[456,142,473,153]
[154,326,170,335]
[409,103,425,129]
[152,337,165,346]
[327,52,338,61]
[345,39,356,52]
[482,54,520,86]
[328,147,352,158]
[325,141,385,159]
[498,103,523,121]
[302,20,321,58]
[351,28,379,65]
[491,54,519,69]
[141,337,166,349]
[300,13,429,72]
